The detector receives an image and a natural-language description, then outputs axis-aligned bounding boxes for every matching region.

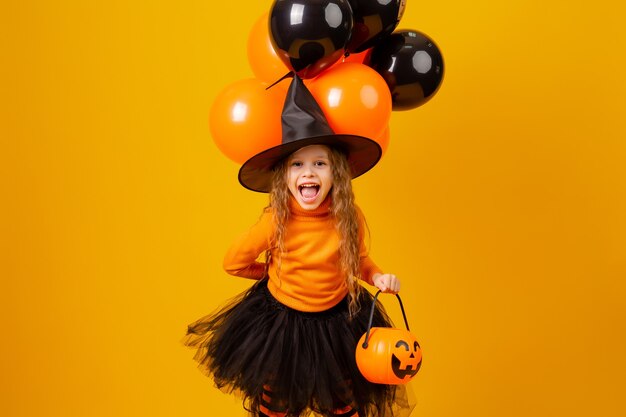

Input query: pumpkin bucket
[355,290,422,385]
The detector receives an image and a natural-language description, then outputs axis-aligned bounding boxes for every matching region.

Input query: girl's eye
[291,161,303,167]
[314,161,327,167]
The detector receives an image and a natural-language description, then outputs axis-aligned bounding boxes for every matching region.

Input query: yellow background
[2,1,625,416]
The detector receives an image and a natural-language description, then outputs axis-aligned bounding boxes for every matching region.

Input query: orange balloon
[343,49,369,65]
[376,125,390,156]
[209,78,287,164]
[324,49,369,74]
[308,63,391,140]
[247,13,290,84]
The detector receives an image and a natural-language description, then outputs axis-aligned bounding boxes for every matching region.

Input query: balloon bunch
[211,0,444,164]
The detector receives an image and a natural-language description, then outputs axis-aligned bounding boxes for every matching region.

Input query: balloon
[366,29,444,110]
[269,0,354,79]
[375,125,390,156]
[308,63,391,139]
[209,79,288,164]
[247,12,290,83]
[346,0,406,53]
[344,49,369,64]
[325,49,369,73]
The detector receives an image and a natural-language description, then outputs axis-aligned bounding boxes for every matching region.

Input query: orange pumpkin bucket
[355,291,422,385]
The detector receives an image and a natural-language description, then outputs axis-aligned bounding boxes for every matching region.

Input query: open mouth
[298,183,320,201]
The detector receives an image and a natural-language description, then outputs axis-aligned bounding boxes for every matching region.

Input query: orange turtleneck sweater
[223,196,382,312]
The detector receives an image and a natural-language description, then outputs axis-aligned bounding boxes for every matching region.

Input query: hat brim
[238,134,382,193]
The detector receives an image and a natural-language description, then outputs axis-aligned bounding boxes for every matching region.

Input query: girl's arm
[223,211,273,280]
[372,273,401,294]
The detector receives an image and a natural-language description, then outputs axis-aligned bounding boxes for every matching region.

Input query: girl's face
[287,145,334,210]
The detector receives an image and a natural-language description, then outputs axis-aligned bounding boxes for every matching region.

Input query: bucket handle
[362,290,410,349]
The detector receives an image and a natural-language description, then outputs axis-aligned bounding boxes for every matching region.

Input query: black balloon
[269,0,354,79]
[366,29,444,110]
[346,0,406,53]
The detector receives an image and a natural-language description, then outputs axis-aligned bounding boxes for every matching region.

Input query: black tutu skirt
[184,279,415,417]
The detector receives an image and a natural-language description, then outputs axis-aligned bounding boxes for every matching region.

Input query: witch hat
[238,75,382,192]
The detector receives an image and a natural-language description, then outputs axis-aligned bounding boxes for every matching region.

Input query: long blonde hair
[266,146,363,316]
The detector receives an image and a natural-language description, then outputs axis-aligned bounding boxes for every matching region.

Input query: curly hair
[266,145,363,316]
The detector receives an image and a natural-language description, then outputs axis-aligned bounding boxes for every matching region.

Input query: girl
[185,76,413,417]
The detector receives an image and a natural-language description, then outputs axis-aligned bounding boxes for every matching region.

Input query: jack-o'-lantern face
[355,328,423,385]
[391,339,422,380]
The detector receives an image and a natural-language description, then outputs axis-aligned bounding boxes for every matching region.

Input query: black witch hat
[238,75,382,192]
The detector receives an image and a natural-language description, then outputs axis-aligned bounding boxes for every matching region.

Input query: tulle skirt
[184,279,415,417]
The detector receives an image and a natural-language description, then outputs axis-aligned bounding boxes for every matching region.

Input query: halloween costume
[223,196,381,312]
[185,75,414,416]
[185,196,412,416]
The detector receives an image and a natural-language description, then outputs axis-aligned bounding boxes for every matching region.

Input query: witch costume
[184,76,414,417]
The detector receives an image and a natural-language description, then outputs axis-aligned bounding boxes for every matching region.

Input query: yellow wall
[2,1,625,416]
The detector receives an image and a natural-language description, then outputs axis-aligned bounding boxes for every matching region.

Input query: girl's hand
[372,273,400,294]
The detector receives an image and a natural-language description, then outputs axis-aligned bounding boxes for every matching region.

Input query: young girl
[185,76,412,417]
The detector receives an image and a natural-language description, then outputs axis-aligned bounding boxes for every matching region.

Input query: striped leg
[328,380,359,417]
[258,385,288,417]
[329,405,359,416]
